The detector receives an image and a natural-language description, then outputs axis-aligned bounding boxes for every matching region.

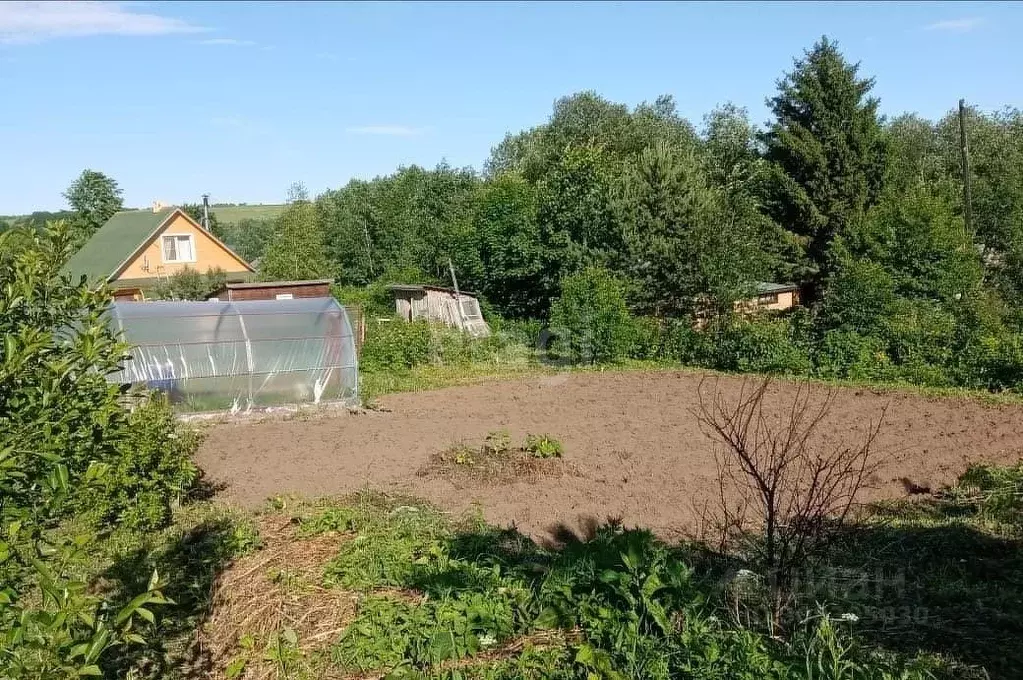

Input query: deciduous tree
[258,201,332,282]
[62,169,124,243]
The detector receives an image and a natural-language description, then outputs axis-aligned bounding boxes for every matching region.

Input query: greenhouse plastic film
[107,298,358,412]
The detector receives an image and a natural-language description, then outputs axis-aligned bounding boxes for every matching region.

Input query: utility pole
[201,193,211,232]
[958,99,974,235]
[448,257,467,328]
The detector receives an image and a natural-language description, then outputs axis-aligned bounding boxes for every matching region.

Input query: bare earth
[195,371,1023,541]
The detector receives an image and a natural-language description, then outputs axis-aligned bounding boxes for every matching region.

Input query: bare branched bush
[694,377,887,632]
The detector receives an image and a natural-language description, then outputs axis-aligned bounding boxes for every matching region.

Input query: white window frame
[459,297,482,320]
[161,233,197,264]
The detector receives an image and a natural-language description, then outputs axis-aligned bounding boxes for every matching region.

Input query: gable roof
[62,208,254,283]
[63,209,173,282]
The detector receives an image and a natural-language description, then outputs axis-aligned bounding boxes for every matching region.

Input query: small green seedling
[440,441,478,466]
[524,434,564,459]
[483,429,512,456]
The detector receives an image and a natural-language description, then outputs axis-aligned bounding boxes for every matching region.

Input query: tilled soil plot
[195,371,1023,540]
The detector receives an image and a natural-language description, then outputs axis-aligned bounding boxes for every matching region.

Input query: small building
[212,279,333,302]
[737,282,801,313]
[387,284,491,337]
[62,204,254,301]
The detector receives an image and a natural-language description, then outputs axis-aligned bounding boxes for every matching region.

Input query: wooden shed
[387,284,491,337]
[211,279,333,302]
[208,279,365,352]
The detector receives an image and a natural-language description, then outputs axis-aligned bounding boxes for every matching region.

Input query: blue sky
[1,1,1020,214]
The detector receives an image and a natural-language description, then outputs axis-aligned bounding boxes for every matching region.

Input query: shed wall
[224,282,331,301]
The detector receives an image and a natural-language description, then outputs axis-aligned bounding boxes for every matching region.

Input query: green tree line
[246,39,1017,313]
[37,36,1023,392]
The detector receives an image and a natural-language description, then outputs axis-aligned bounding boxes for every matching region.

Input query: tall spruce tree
[616,142,764,318]
[764,37,887,296]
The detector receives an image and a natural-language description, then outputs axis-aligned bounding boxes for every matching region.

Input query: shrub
[962,332,1023,392]
[91,395,200,530]
[696,377,885,631]
[491,317,544,350]
[361,320,432,370]
[813,329,891,381]
[629,316,665,360]
[880,298,957,386]
[816,257,896,335]
[150,265,226,301]
[663,321,718,367]
[333,280,395,319]
[0,223,174,677]
[549,267,635,364]
[716,317,813,376]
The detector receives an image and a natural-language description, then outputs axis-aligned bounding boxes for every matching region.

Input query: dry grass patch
[198,515,357,677]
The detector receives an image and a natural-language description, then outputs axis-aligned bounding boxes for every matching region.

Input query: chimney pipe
[201,194,211,231]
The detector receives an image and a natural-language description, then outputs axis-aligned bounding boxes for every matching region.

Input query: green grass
[360,357,1023,409]
[256,493,947,679]
[360,362,555,403]
[69,464,1023,679]
[211,204,286,224]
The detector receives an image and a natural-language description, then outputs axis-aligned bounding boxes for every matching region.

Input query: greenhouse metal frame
[107,297,358,412]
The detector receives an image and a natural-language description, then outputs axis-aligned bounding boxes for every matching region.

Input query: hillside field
[211,203,286,224]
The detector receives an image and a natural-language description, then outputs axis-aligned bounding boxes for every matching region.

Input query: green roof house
[63,204,254,300]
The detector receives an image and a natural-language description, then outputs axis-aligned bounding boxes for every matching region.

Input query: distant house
[737,282,801,313]
[62,204,254,301]
[387,284,491,337]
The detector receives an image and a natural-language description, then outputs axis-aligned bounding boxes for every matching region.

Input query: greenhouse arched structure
[107,298,358,412]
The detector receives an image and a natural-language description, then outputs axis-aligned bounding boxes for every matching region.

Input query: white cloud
[0,1,205,44]
[923,17,985,32]
[199,37,256,47]
[345,125,424,137]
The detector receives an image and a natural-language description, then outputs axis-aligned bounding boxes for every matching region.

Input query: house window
[161,234,196,263]
[757,293,779,305]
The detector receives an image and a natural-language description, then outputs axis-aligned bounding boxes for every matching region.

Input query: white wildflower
[478,633,497,648]
[840,612,859,622]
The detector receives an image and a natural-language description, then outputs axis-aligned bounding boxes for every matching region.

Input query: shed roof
[226,279,333,290]
[63,209,175,283]
[387,284,479,297]
[754,282,800,294]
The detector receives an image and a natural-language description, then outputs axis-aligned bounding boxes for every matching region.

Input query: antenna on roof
[201,193,211,231]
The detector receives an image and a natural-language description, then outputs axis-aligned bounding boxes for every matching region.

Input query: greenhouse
[107,298,358,412]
